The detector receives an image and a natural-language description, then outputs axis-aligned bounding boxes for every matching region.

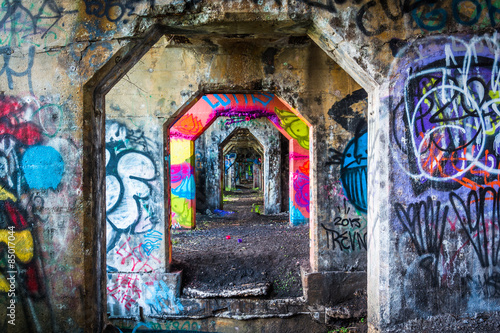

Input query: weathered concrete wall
[1,0,499,332]
[380,34,500,327]
[112,315,333,333]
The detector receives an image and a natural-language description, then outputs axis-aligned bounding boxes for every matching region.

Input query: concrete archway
[84,20,373,329]
[168,93,311,229]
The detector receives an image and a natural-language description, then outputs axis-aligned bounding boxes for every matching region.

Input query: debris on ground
[171,184,309,298]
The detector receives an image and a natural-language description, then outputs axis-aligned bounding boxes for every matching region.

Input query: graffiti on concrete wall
[275,107,309,150]
[328,89,368,132]
[297,0,500,37]
[224,153,237,191]
[142,278,184,314]
[450,188,500,268]
[218,108,278,129]
[327,90,368,215]
[0,94,70,331]
[322,198,367,253]
[395,196,449,286]
[105,120,163,273]
[291,159,310,224]
[107,272,183,317]
[170,139,195,228]
[107,273,142,311]
[391,34,500,316]
[325,91,368,253]
[116,319,206,332]
[273,106,310,224]
[339,127,367,214]
[397,53,500,191]
[84,0,155,23]
[0,0,79,92]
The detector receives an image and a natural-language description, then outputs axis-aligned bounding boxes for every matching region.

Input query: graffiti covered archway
[90,22,376,328]
[168,93,311,230]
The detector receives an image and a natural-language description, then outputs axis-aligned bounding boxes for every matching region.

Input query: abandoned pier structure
[1,1,500,332]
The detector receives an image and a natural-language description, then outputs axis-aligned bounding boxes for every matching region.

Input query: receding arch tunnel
[167,93,311,229]
[91,25,371,332]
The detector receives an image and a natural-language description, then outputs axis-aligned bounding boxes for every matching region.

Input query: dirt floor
[171,184,309,298]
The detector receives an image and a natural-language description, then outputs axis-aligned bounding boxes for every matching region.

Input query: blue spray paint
[172,175,195,199]
[290,202,308,226]
[340,130,367,213]
[22,146,64,189]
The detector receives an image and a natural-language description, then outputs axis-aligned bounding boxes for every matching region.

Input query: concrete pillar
[229,161,235,190]
[289,139,310,225]
[264,135,281,214]
[253,164,261,189]
[170,139,195,229]
[224,155,229,190]
[236,162,240,186]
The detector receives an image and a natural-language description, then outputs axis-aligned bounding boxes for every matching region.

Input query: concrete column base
[301,267,366,306]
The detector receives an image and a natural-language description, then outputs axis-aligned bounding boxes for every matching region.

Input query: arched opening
[220,128,264,194]
[167,93,310,296]
[167,93,310,230]
[83,23,375,330]
[219,129,265,216]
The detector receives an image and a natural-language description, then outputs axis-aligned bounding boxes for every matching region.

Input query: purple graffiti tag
[293,170,310,212]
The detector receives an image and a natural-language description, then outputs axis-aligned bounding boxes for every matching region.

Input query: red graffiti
[0,121,42,145]
[0,96,43,145]
[116,237,161,272]
[107,273,142,310]
[4,200,29,230]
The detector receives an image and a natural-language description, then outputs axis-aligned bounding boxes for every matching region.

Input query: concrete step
[183,282,271,298]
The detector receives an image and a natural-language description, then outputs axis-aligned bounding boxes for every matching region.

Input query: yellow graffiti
[0,185,16,202]
[0,229,34,292]
[0,230,34,263]
[489,89,500,103]
[274,107,309,149]
[171,195,193,228]
[170,139,194,165]
[422,78,437,109]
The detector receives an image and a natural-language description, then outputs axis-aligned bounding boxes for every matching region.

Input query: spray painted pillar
[273,106,310,226]
[170,139,195,228]
[227,153,238,190]
[169,93,311,228]
[289,139,310,225]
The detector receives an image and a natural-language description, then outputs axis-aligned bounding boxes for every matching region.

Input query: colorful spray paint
[169,93,311,228]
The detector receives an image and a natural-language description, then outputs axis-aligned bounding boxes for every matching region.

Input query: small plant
[273,269,297,293]
[251,203,261,214]
[328,328,349,333]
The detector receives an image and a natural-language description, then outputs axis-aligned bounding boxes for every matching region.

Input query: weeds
[328,328,349,333]
[328,318,365,333]
[251,203,261,214]
[273,269,297,293]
